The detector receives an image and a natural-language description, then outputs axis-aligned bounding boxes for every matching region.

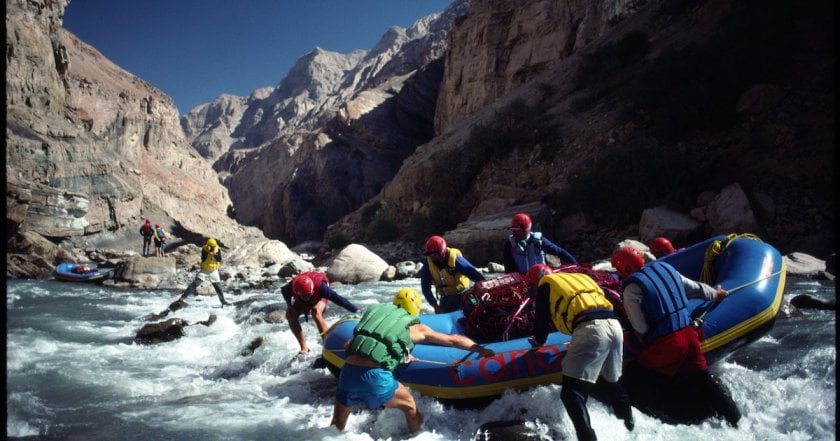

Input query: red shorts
[637,326,708,376]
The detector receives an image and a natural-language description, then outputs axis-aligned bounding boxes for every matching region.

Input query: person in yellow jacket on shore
[180,238,230,306]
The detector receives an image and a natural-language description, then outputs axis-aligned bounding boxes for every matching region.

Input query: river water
[6,276,836,440]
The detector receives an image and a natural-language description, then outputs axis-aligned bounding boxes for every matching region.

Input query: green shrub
[547,139,718,224]
[575,30,649,88]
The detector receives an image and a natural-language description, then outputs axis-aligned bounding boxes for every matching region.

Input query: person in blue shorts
[330,288,494,434]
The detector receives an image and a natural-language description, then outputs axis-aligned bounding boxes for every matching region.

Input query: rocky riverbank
[74,237,835,303]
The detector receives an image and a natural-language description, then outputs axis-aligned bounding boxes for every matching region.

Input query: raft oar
[324,349,477,367]
[411,350,478,367]
[692,269,785,327]
[723,269,785,294]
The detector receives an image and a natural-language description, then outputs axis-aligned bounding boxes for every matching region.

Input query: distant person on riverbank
[139,219,153,256]
[419,235,485,313]
[153,224,168,257]
[503,213,577,274]
[526,263,634,441]
[280,271,361,357]
[180,238,230,306]
[611,246,740,426]
[331,288,494,434]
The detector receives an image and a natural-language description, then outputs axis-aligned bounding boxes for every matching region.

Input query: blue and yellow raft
[321,235,786,402]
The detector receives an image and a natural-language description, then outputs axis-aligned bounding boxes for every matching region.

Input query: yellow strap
[699,233,762,284]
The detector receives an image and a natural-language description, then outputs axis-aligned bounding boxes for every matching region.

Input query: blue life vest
[508,232,545,273]
[622,261,690,343]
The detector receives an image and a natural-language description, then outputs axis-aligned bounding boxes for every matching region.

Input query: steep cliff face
[434,0,638,134]
[6,0,262,275]
[329,0,834,262]
[180,89,271,162]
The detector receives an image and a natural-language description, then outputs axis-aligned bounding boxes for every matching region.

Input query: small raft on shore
[53,262,112,283]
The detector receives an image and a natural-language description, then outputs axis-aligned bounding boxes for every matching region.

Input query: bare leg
[331,400,353,431]
[311,302,329,337]
[285,306,308,353]
[384,383,422,433]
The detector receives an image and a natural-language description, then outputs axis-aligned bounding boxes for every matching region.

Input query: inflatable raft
[321,234,786,403]
[53,262,112,283]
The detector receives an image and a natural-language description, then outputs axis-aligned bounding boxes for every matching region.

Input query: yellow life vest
[541,272,613,334]
[201,245,221,271]
[427,247,470,297]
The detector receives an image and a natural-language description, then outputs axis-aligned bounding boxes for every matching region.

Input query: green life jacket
[348,304,420,371]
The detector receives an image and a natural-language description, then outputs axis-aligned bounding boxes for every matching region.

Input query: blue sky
[63,1,453,115]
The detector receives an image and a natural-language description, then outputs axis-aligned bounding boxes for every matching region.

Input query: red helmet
[292,275,315,299]
[510,213,532,235]
[611,247,645,278]
[525,263,553,286]
[155,224,161,228]
[424,235,447,258]
[649,237,675,258]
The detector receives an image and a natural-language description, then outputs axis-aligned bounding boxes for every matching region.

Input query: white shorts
[196,270,221,284]
[561,318,624,383]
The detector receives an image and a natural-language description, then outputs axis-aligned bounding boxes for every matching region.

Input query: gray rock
[326,244,390,283]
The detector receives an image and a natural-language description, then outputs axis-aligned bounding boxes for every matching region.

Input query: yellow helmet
[392,288,423,316]
[206,238,217,247]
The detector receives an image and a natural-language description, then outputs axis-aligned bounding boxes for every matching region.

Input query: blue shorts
[336,364,398,410]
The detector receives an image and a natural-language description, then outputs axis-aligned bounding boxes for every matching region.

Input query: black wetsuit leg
[561,376,597,441]
[604,378,634,430]
[212,282,229,305]
[181,277,202,299]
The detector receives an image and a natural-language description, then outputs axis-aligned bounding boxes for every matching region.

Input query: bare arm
[409,324,494,358]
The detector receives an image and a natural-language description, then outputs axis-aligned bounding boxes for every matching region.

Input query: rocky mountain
[6,0,834,280]
[6,0,264,278]
[326,0,835,263]
[179,1,469,243]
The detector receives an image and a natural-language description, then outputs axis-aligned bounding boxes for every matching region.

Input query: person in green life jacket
[180,238,230,306]
[419,235,485,313]
[503,212,578,274]
[280,271,361,356]
[330,288,495,434]
[139,219,153,256]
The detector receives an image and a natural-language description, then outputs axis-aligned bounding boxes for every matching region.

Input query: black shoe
[623,413,635,431]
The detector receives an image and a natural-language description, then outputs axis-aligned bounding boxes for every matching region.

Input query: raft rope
[464,264,624,342]
[699,233,762,284]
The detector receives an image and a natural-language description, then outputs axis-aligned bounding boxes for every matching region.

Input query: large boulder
[326,244,389,283]
[692,183,761,237]
[113,256,177,287]
[784,252,833,280]
[223,239,298,269]
[638,205,703,247]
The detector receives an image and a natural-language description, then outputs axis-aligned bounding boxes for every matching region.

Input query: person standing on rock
[419,235,486,313]
[180,238,230,306]
[153,223,168,257]
[503,213,578,274]
[139,219,154,257]
[280,271,361,357]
